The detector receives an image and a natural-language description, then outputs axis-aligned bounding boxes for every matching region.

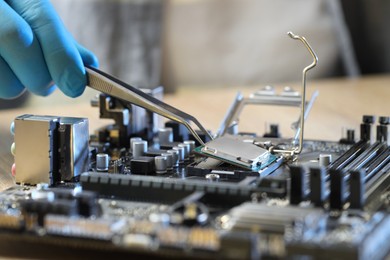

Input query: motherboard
[1,33,390,259]
[1,87,389,259]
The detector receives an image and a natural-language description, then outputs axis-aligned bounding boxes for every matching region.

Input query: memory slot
[380,160,390,174]
[348,147,390,210]
[365,158,390,194]
[311,146,389,209]
[364,170,390,210]
[345,142,387,172]
[325,146,387,210]
[365,147,390,184]
[329,140,368,171]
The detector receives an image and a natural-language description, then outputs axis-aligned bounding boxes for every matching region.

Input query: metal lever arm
[286,32,318,154]
[271,32,318,155]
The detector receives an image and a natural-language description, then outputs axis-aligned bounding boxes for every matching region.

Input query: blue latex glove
[0,0,98,99]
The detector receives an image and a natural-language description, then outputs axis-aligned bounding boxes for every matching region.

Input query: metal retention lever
[273,32,318,155]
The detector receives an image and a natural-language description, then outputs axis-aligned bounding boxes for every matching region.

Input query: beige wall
[162,0,339,89]
[28,0,341,106]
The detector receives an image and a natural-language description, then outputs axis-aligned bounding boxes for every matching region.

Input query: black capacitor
[362,115,375,124]
[347,129,355,142]
[379,116,390,125]
[360,115,375,141]
[377,116,389,142]
[340,129,356,144]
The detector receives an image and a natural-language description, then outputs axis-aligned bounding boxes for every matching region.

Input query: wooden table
[1,74,389,190]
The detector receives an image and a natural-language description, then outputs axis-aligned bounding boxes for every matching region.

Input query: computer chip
[194,135,275,171]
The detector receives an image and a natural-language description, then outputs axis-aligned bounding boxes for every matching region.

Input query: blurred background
[1,0,388,109]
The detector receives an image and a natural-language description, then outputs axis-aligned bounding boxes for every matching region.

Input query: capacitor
[132,140,147,159]
[158,128,173,143]
[377,116,389,143]
[167,149,179,167]
[319,154,332,167]
[178,143,190,159]
[161,153,173,170]
[379,116,390,125]
[362,115,375,124]
[184,140,196,154]
[155,156,167,174]
[96,153,109,172]
[346,129,355,142]
[130,137,142,152]
[173,146,185,163]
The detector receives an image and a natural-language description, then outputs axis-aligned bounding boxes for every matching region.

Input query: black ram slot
[346,142,386,172]
[329,141,368,171]
[365,147,390,183]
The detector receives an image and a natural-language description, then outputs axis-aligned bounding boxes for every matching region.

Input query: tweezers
[85,66,212,145]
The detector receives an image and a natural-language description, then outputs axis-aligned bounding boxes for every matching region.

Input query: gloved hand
[0,0,98,99]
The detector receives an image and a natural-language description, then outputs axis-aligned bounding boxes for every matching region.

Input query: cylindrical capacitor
[173,146,185,163]
[132,140,147,159]
[184,140,196,155]
[178,143,190,160]
[161,153,173,170]
[96,153,109,172]
[346,129,355,142]
[155,156,167,174]
[319,154,332,167]
[158,127,173,144]
[167,149,179,167]
[130,137,142,152]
